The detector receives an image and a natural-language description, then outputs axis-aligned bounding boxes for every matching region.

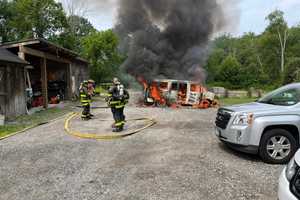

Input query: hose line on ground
[64,112,156,140]
[75,106,110,109]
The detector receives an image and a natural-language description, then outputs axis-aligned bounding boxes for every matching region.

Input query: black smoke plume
[115,0,231,83]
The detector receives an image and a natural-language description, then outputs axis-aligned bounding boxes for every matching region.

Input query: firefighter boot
[81,116,90,121]
[112,125,123,132]
[87,113,94,118]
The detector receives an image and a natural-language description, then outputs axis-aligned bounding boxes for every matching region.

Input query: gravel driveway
[0,102,284,200]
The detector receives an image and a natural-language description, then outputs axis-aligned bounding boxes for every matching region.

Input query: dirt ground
[0,94,284,200]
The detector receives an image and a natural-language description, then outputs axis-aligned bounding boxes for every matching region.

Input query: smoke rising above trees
[115,0,236,82]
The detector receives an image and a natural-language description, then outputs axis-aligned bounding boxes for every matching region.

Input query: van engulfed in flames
[138,77,219,109]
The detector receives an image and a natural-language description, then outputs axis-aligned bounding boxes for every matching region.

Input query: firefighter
[80,80,92,120]
[107,78,129,132]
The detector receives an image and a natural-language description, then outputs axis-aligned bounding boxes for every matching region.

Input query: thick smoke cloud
[115,0,233,83]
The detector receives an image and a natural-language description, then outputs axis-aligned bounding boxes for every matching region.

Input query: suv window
[259,88,300,106]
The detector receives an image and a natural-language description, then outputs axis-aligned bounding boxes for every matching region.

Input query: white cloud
[57,0,117,18]
[276,0,300,10]
[57,0,118,29]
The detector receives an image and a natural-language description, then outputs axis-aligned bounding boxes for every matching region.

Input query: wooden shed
[0,39,89,118]
[0,48,29,118]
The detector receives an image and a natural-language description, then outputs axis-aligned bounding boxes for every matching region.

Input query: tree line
[0,0,123,84]
[206,10,300,90]
[1,1,300,89]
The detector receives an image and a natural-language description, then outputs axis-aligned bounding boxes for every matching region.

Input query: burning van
[139,78,218,109]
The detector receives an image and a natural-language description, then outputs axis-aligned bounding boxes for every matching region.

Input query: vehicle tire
[259,128,298,164]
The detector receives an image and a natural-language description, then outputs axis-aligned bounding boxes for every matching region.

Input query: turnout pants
[82,104,91,119]
[111,107,125,130]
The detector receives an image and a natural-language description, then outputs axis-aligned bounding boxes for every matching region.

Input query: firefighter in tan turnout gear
[80,80,95,120]
[107,78,130,132]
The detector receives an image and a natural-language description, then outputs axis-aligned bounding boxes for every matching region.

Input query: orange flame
[150,82,166,105]
[137,76,166,105]
[137,76,216,109]
[137,76,148,92]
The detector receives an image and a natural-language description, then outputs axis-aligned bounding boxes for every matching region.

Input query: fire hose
[64,112,156,140]
[75,106,109,109]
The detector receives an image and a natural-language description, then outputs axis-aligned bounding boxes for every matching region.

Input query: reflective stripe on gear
[115,121,125,127]
[108,100,124,108]
[81,100,91,103]
[80,89,91,104]
[115,105,125,109]
[109,101,121,105]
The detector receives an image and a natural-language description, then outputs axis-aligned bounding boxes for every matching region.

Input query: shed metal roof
[0,38,88,64]
[0,48,28,65]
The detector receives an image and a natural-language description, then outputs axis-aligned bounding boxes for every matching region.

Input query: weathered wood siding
[0,59,87,118]
[0,65,6,115]
[1,63,26,118]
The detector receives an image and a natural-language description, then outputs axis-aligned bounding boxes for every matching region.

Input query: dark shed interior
[0,39,89,118]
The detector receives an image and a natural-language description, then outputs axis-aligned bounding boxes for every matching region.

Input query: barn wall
[5,64,26,118]
[0,64,7,115]
[71,61,89,96]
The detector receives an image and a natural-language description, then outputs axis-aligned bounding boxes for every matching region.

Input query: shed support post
[18,45,30,114]
[41,58,48,109]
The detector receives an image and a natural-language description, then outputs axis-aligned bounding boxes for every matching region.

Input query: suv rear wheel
[259,128,298,164]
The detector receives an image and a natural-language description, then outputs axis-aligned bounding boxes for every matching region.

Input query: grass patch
[95,83,112,95]
[219,97,257,106]
[0,106,72,138]
[95,86,108,94]
[0,125,27,138]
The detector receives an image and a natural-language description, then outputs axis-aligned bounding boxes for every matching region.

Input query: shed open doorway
[0,39,89,117]
[24,54,70,111]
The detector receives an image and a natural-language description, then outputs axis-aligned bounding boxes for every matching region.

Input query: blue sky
[71,0,300,36]
[237,0,300,35]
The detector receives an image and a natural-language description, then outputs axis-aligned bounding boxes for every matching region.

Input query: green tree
[235,33,265,87]
[283,58,300,84]
[266,10,288,73]
[206,33,265,88]
[50,15,96,51]
[11,0,67,39]
[0,0,15,43]
[256,10,289,85]
[286,25,300,59]
[266,10,288,33]
[81,30,124,83]
[205,10,300,89]
[205,48,225,82]
[218,55,242,89]
[205,34,236,83]
[67,15,95,38]
[213,34,236,54]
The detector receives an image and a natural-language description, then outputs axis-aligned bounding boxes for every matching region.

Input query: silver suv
[215,83,300,164]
